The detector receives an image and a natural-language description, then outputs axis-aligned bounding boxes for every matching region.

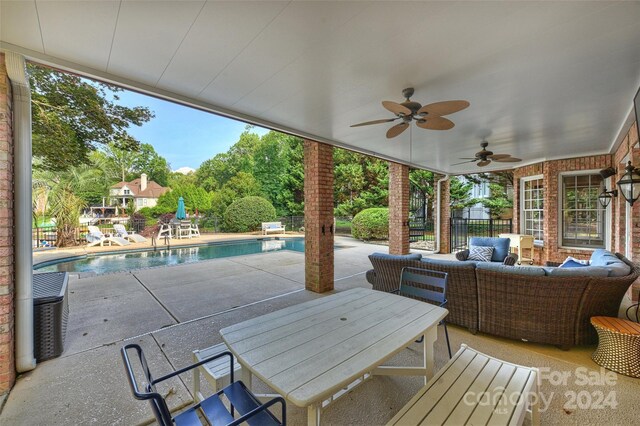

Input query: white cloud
[174,166,195,175]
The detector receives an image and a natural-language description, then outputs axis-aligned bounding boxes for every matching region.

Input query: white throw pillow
[468,246,494,262]
[560,256,590,267]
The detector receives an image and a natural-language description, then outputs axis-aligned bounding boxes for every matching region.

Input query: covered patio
[2,1,640,424]
[3,239,640,425]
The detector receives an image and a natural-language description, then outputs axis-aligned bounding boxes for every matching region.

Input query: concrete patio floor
[3,237,640,425]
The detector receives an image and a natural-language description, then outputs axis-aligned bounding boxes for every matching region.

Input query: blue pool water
[35,238,306,275]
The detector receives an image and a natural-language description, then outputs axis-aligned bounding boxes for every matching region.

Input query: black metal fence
[410,218,435,243]
[33,219,147,248]
[333,216,352,236]
[449,218,512,252]
[33,224,113,248]
[278,216,305,233]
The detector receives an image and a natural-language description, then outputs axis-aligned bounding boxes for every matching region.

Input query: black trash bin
[33,272,69,362]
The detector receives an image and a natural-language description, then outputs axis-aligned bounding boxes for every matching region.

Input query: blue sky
[115,90,270,171]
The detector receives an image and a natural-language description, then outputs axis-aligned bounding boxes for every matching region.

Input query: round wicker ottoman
[591,316,640,378]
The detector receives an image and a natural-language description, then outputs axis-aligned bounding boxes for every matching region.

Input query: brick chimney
[140,173,147,191]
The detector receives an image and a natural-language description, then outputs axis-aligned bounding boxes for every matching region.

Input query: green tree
[464,172,514,218]
[101,142,136,182]
[333,148,388,216]
[252,131,288,212]
[450,176,475,210]
[278,137,305,215]
[196,154,230,191]
[480,182,513,218]
[195,126,261,191]
[29,63,153,171]
[155,184,212,215]
[168,170,197,188]
[334,162,366,216]
[75,152,112,206]
[227,126,259,174]
[33,164,104,247]
[207,172,262,217]
[131,143,171,186]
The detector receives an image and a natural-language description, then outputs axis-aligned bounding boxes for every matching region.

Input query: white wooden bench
[387,344,540,426]
[261,221,286,235]
[192,343,242,402]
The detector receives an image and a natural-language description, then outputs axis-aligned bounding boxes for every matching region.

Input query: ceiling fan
[452,141,522,167]
[350,88,469,138]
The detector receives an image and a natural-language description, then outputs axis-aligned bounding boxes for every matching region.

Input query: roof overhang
[2,1,640,174]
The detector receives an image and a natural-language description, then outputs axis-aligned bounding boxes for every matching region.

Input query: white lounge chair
[86,226,131,247]
[113,224,147,243]
[190,221,200,238]
[176,220,192,239]
[157,222,172,240]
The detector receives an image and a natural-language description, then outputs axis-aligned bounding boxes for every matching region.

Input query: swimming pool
[34,238,306,275]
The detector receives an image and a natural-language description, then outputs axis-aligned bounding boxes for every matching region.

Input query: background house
[109,173,169,211]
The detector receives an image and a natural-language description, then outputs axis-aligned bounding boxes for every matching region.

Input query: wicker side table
[591,316,640,378]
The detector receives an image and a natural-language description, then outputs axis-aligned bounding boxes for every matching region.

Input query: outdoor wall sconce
[598,167,618,207]
[598,188,618,208]
[616,161,640,206]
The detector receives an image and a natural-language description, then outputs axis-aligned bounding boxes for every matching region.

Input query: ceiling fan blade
[418,100,470,116]
[493,157,522,163]
[416,116,455,130]
[350,118,398,127]
[386,122,409,138]
[488,154,510,160]
[451,159,477,166]
[382,101,412,116]
[477,160,491,167]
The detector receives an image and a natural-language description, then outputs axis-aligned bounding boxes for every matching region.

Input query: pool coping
[33,236,304,271]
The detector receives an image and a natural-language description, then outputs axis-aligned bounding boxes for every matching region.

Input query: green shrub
[223,196,276,232]
[351,208,389,240]
[137,207,155,220]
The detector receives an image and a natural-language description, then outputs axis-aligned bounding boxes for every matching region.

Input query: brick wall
[0,53,15,394]
[388,162,409,255]
[303,140,334,293]
[611,124,640,301]
[513,155,612,264]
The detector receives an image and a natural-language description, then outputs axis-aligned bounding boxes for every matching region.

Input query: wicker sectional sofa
[365,251,639,348]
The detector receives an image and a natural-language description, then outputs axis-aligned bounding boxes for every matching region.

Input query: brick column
[0,53,15,394]
[388,162,410,255]
[439,178,451,253]
[304,140,334,293]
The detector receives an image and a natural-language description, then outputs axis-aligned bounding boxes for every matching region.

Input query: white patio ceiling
[2,1,640,174]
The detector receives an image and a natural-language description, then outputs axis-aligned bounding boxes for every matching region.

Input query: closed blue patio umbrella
[176,197,187,220]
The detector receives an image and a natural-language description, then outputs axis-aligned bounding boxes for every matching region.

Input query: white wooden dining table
[220,287,448,426]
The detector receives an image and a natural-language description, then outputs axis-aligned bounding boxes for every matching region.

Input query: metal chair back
[399,267,452,358]
[121,344,173,425]
[399,267,448,307]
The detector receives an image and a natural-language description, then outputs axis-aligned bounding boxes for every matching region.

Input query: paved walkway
[4,238,639,425]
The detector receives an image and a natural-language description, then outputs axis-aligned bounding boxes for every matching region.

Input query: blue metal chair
[399,267,452,358]
[121,343,286,426]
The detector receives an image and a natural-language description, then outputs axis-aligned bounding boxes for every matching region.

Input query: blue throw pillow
[560,259,588,268]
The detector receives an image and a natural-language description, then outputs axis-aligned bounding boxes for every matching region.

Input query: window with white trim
[561,173,605,248]
[521,176,544,242]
